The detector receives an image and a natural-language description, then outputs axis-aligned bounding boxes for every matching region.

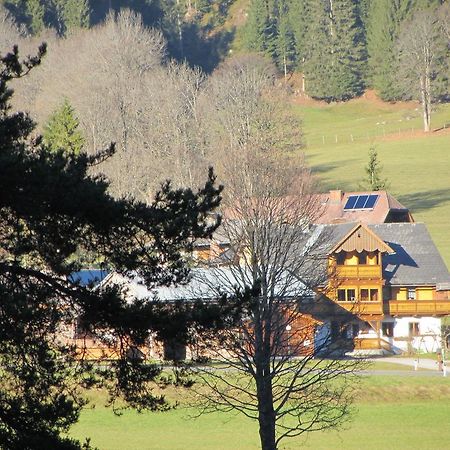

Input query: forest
[0,1,448,200]
[2,1,449,98]
[1,0,448,200]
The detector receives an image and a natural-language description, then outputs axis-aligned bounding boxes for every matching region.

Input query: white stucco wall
[389,317,442,353]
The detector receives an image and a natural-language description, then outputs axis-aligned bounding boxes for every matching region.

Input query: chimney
[329,190,343,204]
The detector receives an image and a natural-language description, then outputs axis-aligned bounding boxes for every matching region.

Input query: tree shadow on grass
[311,159,357,175]
[397,189,450,213]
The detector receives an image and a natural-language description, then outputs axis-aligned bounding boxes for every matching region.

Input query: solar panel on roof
[365,194,378,209]
[343,194,379,210]
[344,196,358,209]
[354,195,368,209]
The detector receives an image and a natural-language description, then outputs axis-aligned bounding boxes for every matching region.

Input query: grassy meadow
[71,370,450,450]
[292,97,450,267]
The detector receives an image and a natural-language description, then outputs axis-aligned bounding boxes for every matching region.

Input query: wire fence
[305,122,449,148]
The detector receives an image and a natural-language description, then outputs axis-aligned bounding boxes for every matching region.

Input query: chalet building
[314,222,450,354]
[188,191,450,356]
[69,191,450,359]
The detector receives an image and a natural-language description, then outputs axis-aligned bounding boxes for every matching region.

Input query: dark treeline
[1,0,235,71]
[244,0,449,102]
[2,0,449,105]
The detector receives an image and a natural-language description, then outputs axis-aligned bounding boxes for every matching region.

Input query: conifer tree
[288,0,311,90]
[304,0,365,101]
[0,45,225,448]
[361,147,389,191]
[274,0,297,81]
[367,0,405,100]
[244,0,277,57]
[43,98,85,155]
[3,0,45,34]
[366,0,440,100]
[53,0,89,34]
[301,0,330,97]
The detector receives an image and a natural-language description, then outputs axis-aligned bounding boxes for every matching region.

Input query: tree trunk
[254,308,277,450]
[256,376,277,450]
[420,76,431,132]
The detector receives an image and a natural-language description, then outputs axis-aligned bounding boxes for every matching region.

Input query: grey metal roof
[369,223,450,286]
[313,222,450,287]
[104,267,311,303]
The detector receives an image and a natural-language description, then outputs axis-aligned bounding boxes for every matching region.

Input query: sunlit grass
[70,371,450,450]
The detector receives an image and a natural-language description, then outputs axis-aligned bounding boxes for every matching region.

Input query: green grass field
[71,372,450,450]
[292,97,450,267]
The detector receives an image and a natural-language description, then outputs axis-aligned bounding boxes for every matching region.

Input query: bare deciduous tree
[12,9,214,200]
[189,100,362,449]
[397,8,448,132]
[438,2,450,42]
[0,7,23,53]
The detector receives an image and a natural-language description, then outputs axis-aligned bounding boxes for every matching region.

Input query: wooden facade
[323,223,450,353]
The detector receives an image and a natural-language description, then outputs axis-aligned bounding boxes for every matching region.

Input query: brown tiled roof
[315,190,412,225]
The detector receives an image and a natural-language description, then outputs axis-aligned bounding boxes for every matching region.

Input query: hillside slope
[292,95,450,267]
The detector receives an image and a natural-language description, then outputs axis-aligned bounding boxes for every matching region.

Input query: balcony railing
[336,301,383,315]
[334,265,381,279]
[388,300,450,316]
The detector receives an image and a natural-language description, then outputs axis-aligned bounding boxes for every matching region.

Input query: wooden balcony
[334,265,381,279]
[388,300,450,316]
[335,301,383,315]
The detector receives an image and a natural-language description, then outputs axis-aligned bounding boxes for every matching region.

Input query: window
[409,322,420,337]
[370,289,379,302]
[358,251,367,265]
[360,289,369,301]
[382,322,394,337]
[359,288,378,301]
[407,288,416,300]
[337,289,356,302]
[336,252,346,265]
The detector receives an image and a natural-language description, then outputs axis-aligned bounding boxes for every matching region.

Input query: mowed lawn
[71,373,450,450]
[292,98,450,267]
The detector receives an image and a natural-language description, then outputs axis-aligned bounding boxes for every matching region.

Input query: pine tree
[53,0,89,34]
[328,0,366,100]
[366,0,439,100]
[244,0,280,61]
[301,0,330,97]
[367,0,404,100]
[361,147,389,191]
[274,0,297,81]
[304,0,365,101]
[0,45,224,448]
[43,98,85,155]
[3,0,45,34]
[288,0,309,60]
